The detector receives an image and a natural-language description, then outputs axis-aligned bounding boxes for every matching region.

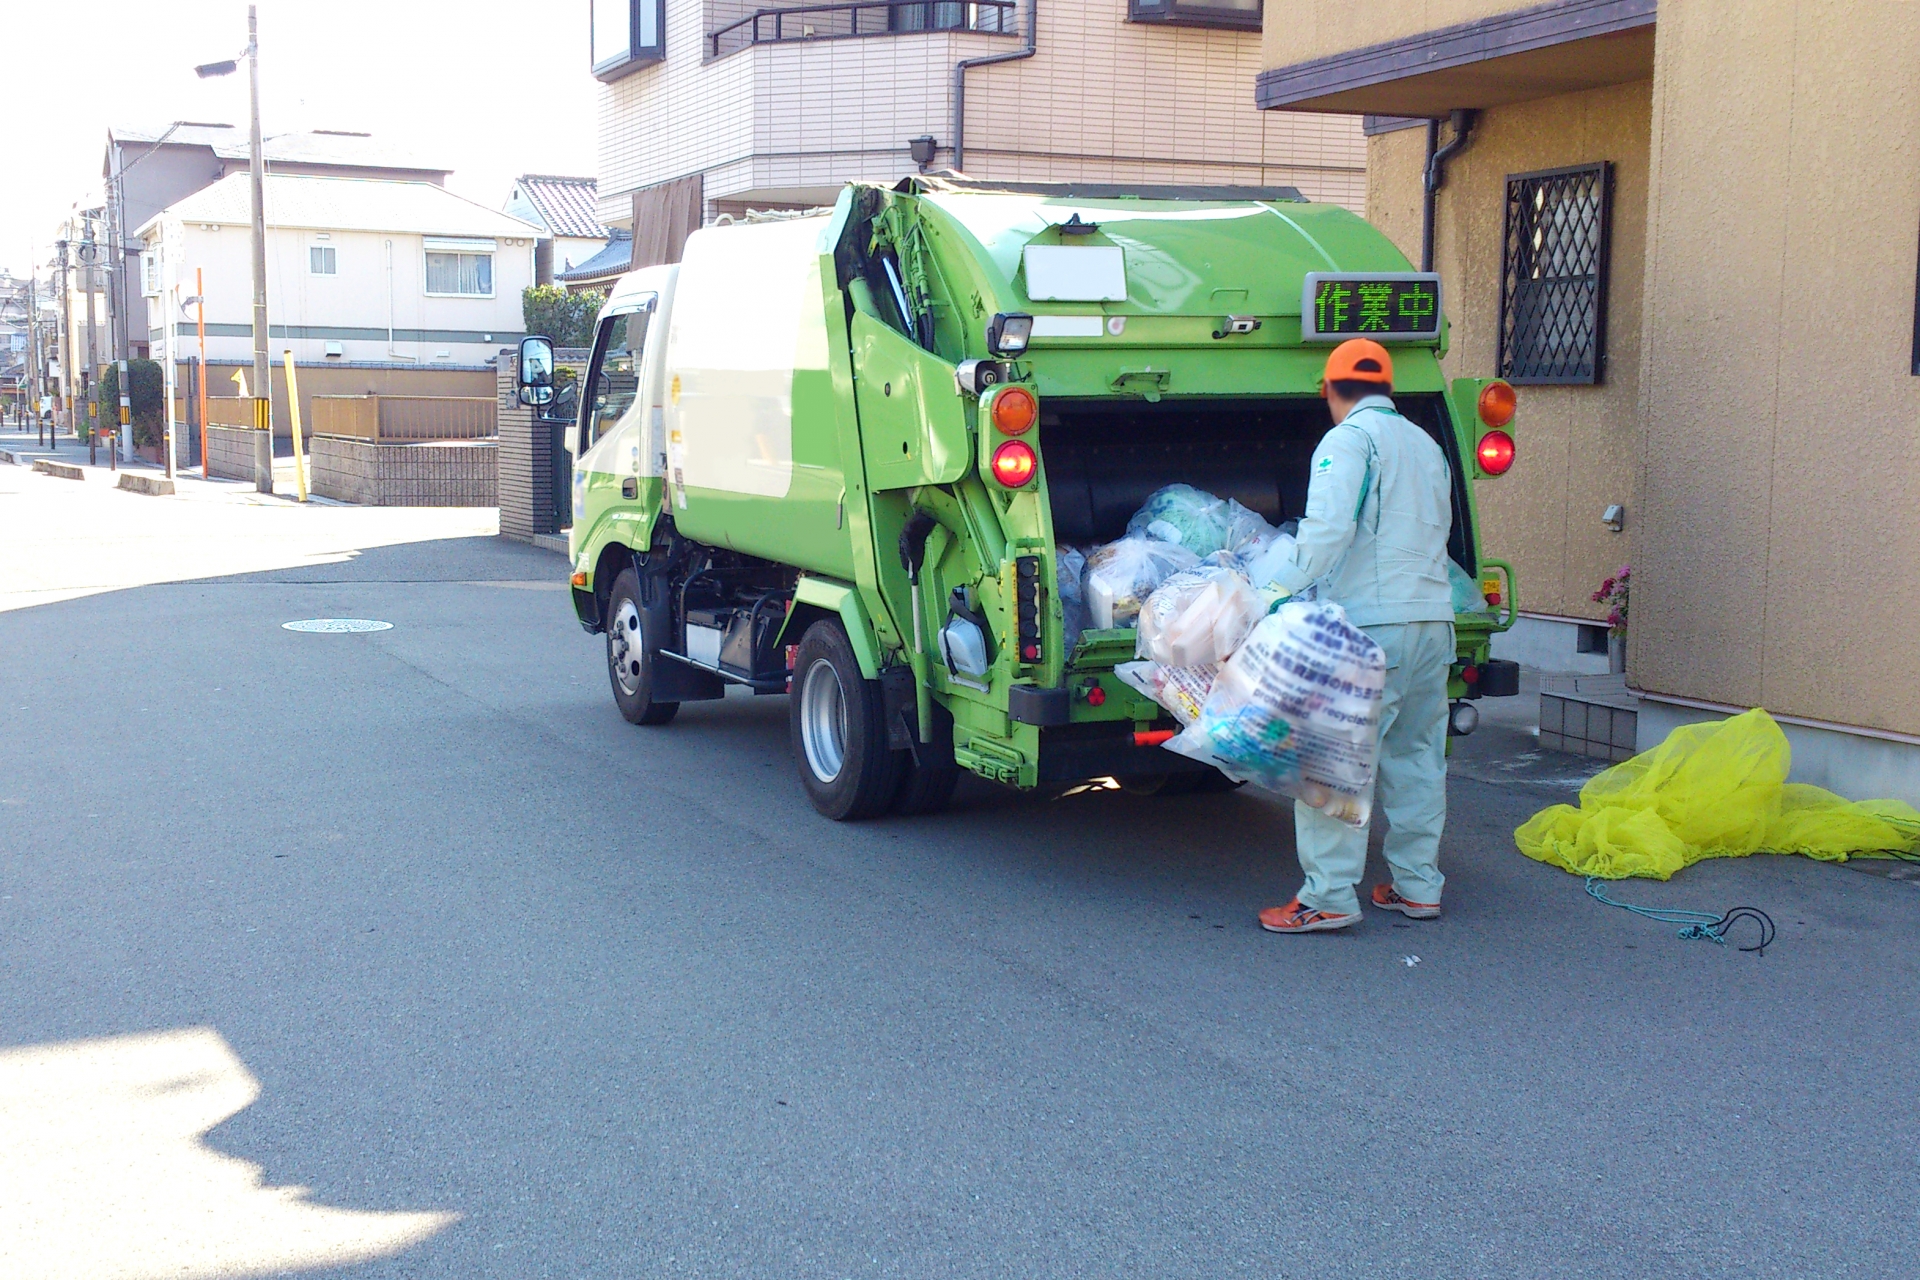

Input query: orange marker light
[1478,380,1517,428]
[570,571,589,588]
[1476,429,1515,476]
[991,386,1036,435]
[990,439,1037,487]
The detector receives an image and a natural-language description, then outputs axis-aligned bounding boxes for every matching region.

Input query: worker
[1257,338,1456,934]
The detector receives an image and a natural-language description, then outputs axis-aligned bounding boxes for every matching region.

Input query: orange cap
[1322,338,1394,387]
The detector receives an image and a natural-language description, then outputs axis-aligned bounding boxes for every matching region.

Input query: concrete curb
[31,459,85,481]
[117,473,176,496]
[0,449,17,465]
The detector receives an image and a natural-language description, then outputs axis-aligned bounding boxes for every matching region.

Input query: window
[1500,162,1613,385]
[582,304,652,453]
[309,245,336,275]
[592,0,664,80]
[425,251,493,296]
[1127,0,1261,31]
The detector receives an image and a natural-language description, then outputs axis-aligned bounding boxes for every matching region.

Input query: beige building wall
[1365,79,1651,621]
[598,0,1367,224]
[1263,0,1534,68]
[1633,0,1920,735]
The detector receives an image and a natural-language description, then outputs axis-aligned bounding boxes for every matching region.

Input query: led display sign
[1300,272,1443,342]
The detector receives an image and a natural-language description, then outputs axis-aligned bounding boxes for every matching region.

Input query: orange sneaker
[1259,899,1360,934]
[1370,883,1440,920]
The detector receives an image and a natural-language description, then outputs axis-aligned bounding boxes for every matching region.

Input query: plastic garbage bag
[1056,546,1088,653]
[1127,485,1233,557]
[1135,566,1264,668]
[1516,708,1920,880]
[1448,559,1489,614]
[1115,660,1218,727]
[1240,532,1300,590]
[1166,601,1386,827]
[1085,536,1202,628]
[1225,500,1281,557]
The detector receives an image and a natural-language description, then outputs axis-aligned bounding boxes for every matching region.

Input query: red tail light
[1476,429,1515,476]
[1478,381,1517,428]
[990,386,1037,435]
[990,439,1037,487]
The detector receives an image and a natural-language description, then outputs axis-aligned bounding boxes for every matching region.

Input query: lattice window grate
[1500,163,1613,385]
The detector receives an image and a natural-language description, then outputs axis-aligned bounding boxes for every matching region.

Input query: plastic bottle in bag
[1165,601,1386,827]
[1057,546,1089,652]
[1125,485,1233,557]
[1085,536,1202,628]
[1135,566,1264,668]
[1240,532,1300,590]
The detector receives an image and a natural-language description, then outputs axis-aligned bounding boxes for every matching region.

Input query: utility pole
[247,6,272,493]
[26,272,44,448]
[55,238,73,440]
[83,214,101,448]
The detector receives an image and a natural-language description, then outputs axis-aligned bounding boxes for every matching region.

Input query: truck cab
[534,178,1519,820]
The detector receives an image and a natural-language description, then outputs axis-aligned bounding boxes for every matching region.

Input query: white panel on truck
[664,217,832,499]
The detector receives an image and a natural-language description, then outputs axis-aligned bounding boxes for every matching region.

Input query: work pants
[1293,620,1452,917]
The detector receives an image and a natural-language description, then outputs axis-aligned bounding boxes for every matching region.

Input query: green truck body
[542,178,1518,818]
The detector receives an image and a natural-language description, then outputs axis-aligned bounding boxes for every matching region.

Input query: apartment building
[588,0,1365,263]
[103,125,449,361]
[1258,0,1920,802]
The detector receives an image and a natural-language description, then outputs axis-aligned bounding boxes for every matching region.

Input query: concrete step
[117,473,176,496]
[31,459,85,481]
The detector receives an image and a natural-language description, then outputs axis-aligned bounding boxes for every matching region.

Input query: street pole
[55,239,73,443]
[196,267,209,479]
[27,273,43,448]
[247,5,273,495]
[85,221,100,452]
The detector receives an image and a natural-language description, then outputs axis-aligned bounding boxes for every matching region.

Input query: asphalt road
[3,450,1918,1278]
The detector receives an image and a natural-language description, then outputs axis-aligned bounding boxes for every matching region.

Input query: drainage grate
[282,618,393,634]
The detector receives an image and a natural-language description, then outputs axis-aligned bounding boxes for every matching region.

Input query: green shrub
[95,360,166,446]
[522,285,605,349]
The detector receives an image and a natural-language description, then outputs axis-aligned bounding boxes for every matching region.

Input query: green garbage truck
[522,177,1520,820]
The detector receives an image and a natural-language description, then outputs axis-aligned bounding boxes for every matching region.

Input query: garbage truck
[522,177,1520,820]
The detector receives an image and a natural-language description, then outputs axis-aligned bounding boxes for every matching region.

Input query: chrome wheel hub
[798,657,848,783]
[610,598,644,696]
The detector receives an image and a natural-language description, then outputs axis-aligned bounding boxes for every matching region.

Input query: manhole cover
[282,618,393,634]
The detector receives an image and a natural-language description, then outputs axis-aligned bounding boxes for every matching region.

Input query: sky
[0,0,602,279]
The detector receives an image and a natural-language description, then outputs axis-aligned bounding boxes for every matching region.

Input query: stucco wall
[1366,78,1652,621]
[1633,0,1920,735]
[1263,0,1535,69]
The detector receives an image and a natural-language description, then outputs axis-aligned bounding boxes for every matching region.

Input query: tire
[605,568,679,726]
[891,700,961,816]
[789,619,902,820]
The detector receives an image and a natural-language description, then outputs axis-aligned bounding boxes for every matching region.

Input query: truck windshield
[582,306,650,452]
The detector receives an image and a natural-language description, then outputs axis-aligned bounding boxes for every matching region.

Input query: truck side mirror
[517,335,555,407]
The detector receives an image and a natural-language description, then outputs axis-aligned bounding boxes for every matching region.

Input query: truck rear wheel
[790,620,901,820]
[606,568,678,726]
[891,701,960,816]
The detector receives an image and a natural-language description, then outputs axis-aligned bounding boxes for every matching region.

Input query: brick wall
[497,349,588,542]
[204,425,259,481]
[311,437,498,507]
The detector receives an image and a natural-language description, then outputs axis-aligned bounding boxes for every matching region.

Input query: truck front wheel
[606,568,678,726]
[790,620,901,820]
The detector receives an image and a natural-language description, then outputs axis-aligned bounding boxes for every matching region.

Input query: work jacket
[1268,394,1455,629]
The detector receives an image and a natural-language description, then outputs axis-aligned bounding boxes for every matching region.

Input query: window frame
[1498,161,1614,387]
[579,297,656,457]
[592,0,665,81]
[423,250,495,299]
[1126,0,1262,32]
[309,245,337,276]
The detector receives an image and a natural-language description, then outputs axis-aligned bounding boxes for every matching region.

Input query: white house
[136,174,542,370]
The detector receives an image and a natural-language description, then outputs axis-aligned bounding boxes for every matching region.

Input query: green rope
[1583,877,1776,953]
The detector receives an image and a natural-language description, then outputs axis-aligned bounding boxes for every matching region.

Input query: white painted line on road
[281,619,393,634]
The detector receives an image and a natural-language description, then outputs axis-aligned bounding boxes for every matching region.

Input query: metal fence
[709,0,1018,57]
[310,395,496,443]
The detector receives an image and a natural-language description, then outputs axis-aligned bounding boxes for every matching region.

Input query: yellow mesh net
[1515,709,1920,880]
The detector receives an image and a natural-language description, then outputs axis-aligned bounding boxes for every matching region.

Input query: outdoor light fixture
[194,59,239,78]
[908,135,938,171]
[986,312,1032,356]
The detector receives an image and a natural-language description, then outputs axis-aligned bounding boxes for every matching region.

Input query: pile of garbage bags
[1058,484,1385,824]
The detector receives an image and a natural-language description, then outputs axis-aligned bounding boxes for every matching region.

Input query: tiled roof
[514,175,607,240]
[555,229,632,283]
[139,173,543,239]
[110,125,449,175]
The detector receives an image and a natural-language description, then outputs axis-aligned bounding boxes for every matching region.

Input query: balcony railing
[708,0,1019,59]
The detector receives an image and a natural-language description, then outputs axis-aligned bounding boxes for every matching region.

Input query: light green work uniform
[1267,394,1455,916]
